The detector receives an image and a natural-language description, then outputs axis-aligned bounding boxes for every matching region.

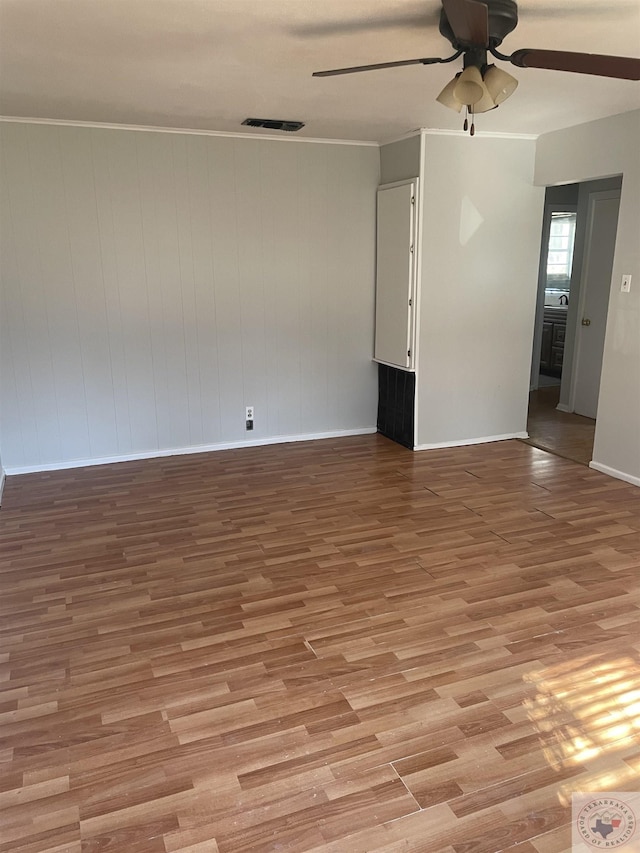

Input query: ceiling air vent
[242,118,305,132]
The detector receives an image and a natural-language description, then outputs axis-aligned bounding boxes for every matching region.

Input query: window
[546,212,577,280]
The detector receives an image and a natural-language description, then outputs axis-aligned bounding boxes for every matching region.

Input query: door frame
[530,202,577,391]
[566,187,621,417]
[555,176,622,414]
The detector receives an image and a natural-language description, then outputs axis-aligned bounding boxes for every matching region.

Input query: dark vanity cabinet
[540,308,567,377]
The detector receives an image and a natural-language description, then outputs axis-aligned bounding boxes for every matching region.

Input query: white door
[374,181,416,369]
[572,190,620,419]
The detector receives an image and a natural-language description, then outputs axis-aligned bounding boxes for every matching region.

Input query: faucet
[559,294,569,306]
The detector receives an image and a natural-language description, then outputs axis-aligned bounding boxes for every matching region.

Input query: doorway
[525,177,622,464]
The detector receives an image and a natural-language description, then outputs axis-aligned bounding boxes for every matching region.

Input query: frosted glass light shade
[471,85,497,113]
[453,65,485,106]
[484,65,518,105]
[436,76,462,112]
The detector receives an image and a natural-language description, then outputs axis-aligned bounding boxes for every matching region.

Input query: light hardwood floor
[1,435,639,853]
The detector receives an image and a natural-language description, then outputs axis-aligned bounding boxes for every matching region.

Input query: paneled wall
[0,123,379,471]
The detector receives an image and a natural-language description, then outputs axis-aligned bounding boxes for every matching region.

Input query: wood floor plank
[1,435,639,851]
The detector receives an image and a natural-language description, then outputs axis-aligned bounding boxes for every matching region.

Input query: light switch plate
[621,274,632,293]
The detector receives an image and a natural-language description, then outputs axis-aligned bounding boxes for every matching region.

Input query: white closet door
[374,181,416,369]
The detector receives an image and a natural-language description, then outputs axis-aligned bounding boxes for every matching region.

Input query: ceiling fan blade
[441,0,489,46]
[292,2,626,39]
[291,6,439,38]
[312,57,445,78]
[510,49,640,80]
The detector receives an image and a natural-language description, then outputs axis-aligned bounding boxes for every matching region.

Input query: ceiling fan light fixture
[436,75,463,112]
[453,64,485,105]
[483,64,518,104]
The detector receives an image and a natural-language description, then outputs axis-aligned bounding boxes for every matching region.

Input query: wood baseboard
[414,431,528,451]
[3,427,378,475]
[589,460,640,487]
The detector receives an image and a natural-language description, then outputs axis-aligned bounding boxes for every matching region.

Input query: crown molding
[0,116,379,147]
[379,128,423,147]
[0,116,539,145]
[422,127,539,140]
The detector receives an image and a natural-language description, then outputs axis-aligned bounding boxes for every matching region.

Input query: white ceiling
[1,0,639,142]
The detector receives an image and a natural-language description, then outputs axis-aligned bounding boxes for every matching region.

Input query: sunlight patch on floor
[524,654,640,805]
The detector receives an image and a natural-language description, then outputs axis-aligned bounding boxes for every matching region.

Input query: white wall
[535,111,640,485]
[0,123,380,472]
[380,134,421,185]
[416,132,544,447]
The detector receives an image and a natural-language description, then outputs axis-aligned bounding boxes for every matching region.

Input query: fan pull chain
[462,106,475,136]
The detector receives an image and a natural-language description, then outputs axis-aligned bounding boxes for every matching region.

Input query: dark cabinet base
[540,308,567,377]
[377,364,415,449]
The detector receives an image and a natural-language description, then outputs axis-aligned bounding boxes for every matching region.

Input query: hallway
[522,384,596,465]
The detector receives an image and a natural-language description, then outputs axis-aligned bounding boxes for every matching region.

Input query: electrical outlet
[621,274,632,293]
[245,406,254,420]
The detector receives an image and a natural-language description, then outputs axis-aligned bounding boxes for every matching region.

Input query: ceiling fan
[312,0,640,134]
